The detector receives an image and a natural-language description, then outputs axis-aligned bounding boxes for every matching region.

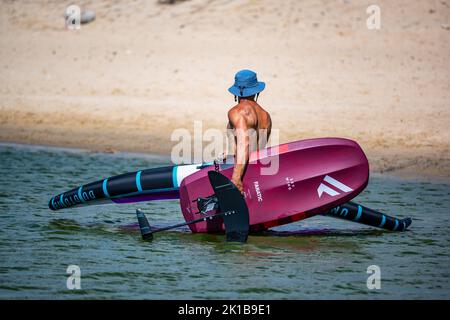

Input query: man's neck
[238,97,255,103]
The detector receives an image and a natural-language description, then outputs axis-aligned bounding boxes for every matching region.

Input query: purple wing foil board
[179,138,369,233]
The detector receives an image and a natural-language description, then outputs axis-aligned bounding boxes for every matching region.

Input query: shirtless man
[226,70,272,194]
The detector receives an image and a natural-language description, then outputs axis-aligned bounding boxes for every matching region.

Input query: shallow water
[0,143,449,299]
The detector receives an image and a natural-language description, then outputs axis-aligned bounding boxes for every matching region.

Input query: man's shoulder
[228,103,245,116]
[255,102,269,112]
[228,103,256,125]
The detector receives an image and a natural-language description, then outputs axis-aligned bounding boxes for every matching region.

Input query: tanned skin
[227,95,272,194]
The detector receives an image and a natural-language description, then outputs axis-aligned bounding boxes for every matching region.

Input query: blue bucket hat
[228,69,265,97]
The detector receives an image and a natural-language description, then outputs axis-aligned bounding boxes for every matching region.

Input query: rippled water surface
[0,143,449,299]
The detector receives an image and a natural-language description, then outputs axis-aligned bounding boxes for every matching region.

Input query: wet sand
[1,0,449,178]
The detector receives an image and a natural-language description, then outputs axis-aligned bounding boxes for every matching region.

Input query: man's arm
[228,109,249,194]
[226,121,236,159]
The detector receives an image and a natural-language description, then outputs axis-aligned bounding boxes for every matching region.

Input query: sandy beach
[1,0,449,178]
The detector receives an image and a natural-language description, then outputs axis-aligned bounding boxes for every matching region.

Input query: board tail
[134,172,250,243]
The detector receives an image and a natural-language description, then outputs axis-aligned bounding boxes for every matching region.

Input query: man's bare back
[228,98,272,151]
[227,97,272,193]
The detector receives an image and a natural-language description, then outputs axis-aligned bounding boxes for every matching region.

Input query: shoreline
[0,140,172,162]
[1,93,449,180]
[1,139,449,183]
